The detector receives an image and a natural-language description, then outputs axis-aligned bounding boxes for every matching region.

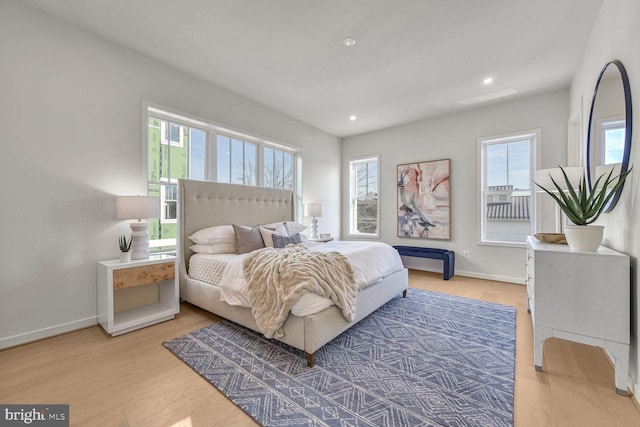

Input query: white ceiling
[21,0,603,137]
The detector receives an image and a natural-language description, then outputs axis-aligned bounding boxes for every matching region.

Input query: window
[145,106,299,252]
[479,130,539,244]
[148,117,206,250]
[264,147,294,190]
[601,119,625,164]
[216,135,257,186]
[349,156,379,237]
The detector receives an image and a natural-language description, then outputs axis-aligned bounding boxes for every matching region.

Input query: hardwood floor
[1,270,639,426]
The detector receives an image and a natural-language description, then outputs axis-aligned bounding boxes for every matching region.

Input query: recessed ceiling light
[483,77,494,85]
[349,115,357,121]
[343,37,356,47]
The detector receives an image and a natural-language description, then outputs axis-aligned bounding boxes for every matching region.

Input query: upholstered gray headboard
[177,179,294,295]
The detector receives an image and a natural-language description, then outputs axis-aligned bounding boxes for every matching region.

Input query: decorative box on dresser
[525,236,630,394]
[97,254,179,336]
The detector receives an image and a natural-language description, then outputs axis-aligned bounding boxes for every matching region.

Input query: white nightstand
[308,236,334,243]
[97,254,179,336]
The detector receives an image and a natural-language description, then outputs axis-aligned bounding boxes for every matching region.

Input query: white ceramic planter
[120,251,132,263]
[564,225,604,251]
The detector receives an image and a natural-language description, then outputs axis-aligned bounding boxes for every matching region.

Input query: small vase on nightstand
[120,251,131,263]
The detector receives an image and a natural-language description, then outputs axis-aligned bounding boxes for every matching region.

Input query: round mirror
[586,60,632,212]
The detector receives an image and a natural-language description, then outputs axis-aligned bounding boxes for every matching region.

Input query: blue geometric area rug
[163,289,516,426]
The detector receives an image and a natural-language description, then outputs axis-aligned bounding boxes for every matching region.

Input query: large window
[349,156,379,237]
[146,106,299,252]
[479,130,539,244]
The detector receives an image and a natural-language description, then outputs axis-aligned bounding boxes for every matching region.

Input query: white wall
[570,0,640,399]
[0,1,341,347]
[341,89,569,283]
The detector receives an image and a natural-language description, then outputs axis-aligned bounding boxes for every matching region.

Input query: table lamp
[304,203,323,239]
[116,196,159,259]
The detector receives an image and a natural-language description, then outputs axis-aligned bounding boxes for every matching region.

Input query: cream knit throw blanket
[243,245,356,339]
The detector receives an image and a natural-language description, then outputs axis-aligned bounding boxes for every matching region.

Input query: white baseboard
[455,269,525,285]
[403,258,524,285]
[0,316,97,350]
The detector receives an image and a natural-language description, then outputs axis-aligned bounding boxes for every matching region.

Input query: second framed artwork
[397,158,451,240]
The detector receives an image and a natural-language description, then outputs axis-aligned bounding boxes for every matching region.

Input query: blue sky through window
[189,128,205,180]
[605,127,624,164]
[486,140,530,190]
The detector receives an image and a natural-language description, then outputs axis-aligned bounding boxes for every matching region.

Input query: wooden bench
[393,246,455,280]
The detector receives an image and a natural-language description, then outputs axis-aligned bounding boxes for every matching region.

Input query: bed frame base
[185,268,408,367]
[306,352,316,367]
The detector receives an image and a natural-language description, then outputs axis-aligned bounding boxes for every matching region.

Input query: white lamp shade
[304,203,323,218]
[116,196,159,220]
[535,167,584,192]
[594,163,622,190]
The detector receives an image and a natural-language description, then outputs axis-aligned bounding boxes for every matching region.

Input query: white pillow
[190,243,237,254]
[189,225,235,245]
[283,221,307,235]
[262,221,307,235]
[262,221,289,235]
[259,227,279,248]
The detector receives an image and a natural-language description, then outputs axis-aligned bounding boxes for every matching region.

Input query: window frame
[348,154,381,239]
[478,129,541,247]
[142,102,301,252]
[215,133,259,186]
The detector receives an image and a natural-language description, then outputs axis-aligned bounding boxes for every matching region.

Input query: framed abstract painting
[397,158,451,239]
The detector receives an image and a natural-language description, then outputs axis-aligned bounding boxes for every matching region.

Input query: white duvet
[220,240,404,316]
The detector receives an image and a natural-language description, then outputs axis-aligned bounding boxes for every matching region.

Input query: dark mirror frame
[586,59,632,212]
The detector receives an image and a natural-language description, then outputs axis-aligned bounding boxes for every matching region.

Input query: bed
[177,179,409,366]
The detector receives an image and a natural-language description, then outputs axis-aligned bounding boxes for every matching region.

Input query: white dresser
[525,236,630,394]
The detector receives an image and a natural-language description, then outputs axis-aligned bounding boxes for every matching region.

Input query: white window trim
[140,101,304,250]
[348,154,381,239]
[160,122,184,148]
[216,133,259,186]
[142,101,301,189]
[477,129,541,247]
[159,184,177,224]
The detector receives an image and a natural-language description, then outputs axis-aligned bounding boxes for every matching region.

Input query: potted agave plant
[535,165,631,251]
[119,234,132,263]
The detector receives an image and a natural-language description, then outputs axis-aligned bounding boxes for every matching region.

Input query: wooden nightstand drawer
[113,261,175,290]
[98,255,178,336]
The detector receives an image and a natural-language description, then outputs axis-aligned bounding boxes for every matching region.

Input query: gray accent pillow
[233,224,265,254]
[272,232,303,248]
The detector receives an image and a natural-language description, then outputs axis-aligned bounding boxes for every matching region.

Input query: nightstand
[308,236,334,243]
[97,254,178,336]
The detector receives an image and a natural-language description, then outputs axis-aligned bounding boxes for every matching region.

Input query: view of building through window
[147,112,298,251]
[349,156,379,236]
[480,132,537,244]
